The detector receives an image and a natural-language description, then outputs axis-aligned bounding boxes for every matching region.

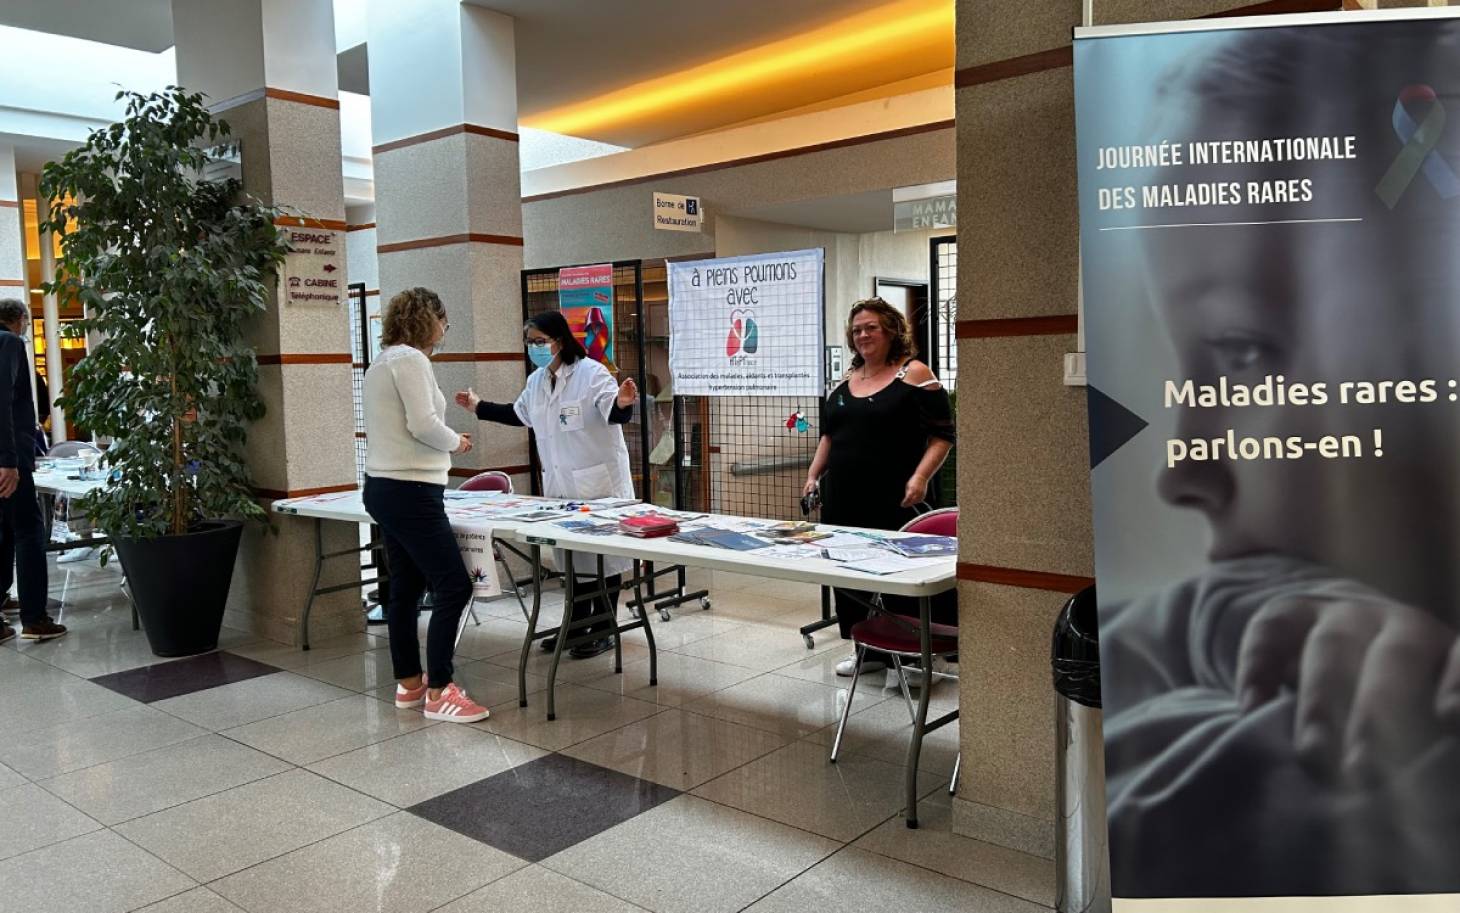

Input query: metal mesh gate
[931,236,957,386]
[673,395,820,521]
[930,236,957,508]
[669,251,826,522]
[347,282,369,482]
[519,257,825,521]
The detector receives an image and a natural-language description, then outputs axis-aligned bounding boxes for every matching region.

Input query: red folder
[618,513,680,538]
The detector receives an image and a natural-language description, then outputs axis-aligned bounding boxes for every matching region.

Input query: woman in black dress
[804,297,955,680]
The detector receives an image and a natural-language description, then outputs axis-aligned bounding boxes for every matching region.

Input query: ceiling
[469,0,952,145]
[6,137,84,175]
[0,0,174,51]
[0,0,952,147]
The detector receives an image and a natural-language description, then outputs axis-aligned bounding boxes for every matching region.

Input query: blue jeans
[362,476,471,689]
[0,469,49,626]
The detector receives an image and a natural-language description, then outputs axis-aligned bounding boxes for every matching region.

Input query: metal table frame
[508,519,956,828]
[34,474,137,629]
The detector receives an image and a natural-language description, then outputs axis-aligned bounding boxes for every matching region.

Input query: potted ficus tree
[40,87,289,657]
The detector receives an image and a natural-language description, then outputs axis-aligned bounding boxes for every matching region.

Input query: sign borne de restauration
[653,191,703,232]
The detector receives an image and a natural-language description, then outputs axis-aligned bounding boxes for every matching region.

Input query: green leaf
[45,88,291,539]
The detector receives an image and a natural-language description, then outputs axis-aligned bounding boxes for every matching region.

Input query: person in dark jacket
[0,300,64,645]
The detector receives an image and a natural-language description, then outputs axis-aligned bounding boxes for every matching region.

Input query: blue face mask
[527,342,554,368]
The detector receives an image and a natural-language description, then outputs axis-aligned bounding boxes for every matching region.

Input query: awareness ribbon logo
[1376,84,1460,209]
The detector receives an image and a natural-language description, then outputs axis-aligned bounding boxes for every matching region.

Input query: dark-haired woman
[455,310,638,659]
[804,297,955,682]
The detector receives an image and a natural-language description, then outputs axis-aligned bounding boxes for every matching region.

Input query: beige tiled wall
[372,127,529,482]
[217,93,360,644]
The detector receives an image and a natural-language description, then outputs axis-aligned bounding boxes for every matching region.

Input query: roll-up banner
[1075,9,1460,910]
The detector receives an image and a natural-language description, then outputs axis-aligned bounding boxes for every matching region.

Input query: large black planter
[114,520,243,657]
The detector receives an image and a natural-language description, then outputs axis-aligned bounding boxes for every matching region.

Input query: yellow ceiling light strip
[525,0,953,138]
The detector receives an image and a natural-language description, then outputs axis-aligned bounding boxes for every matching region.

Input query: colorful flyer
[557,264,616,369]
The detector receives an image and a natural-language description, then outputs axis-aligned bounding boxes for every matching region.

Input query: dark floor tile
[408,753,679,862]
[90,651,282,703]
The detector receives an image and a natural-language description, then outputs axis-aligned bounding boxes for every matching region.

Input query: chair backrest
[900,506,957,537]
[47,441,101,459]
[460,470,512,493]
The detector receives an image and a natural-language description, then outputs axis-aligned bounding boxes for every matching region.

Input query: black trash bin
[1052,585,1110,913]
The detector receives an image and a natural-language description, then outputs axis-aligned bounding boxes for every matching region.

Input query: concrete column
[0,150,39,419]
[12,170,39,415]
[37,221,65,440]
[0,147,24,306]
[366,0,531,493]
[173,0,361,646]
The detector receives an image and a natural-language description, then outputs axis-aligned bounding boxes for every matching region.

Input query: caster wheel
[659,608,672,622]
[628,605,642,619]
[803,634,815,650]
[700,597,712,610]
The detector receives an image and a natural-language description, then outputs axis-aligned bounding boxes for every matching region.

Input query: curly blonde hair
[846,297,916,369]
[381,287,446,350]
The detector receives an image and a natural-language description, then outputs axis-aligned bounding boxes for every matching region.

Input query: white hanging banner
[667,248,824,397]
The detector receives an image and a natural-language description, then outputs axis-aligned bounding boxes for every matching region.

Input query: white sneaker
[835,653,888,677]
[899,657,958,689]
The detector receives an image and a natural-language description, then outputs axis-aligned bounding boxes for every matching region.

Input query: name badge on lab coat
[558,403,584,432]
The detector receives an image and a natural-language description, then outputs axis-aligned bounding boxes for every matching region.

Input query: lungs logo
[726,308,759,358]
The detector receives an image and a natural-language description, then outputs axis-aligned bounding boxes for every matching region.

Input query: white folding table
[31,468,136,626]
[506,514,957,828]
[272,490,555,649]
[270,490,685,650]
[33,469,109,551]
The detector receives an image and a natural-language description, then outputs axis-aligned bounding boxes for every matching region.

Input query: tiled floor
[0,558,1054,912]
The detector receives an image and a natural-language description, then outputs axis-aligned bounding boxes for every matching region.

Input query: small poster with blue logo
[666,248,824,397]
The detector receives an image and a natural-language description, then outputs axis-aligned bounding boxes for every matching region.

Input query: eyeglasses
[849,325,882,337]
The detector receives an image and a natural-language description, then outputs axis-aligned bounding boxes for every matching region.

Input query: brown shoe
[20,619,67,642]
[0,597,18,618]
[0,623,14,645]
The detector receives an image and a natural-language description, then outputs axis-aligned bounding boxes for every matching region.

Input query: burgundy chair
[460,471,512,494]
[452,472,530,639]
[903,506,956,538]
[831,506,962,807]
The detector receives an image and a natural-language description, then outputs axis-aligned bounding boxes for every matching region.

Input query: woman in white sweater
[362,287,488,723]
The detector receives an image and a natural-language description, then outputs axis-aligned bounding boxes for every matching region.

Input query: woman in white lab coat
[455,310,638,659]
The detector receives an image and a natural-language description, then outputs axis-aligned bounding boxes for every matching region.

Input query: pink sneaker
[423,683,490,723]
[395,680,428,709]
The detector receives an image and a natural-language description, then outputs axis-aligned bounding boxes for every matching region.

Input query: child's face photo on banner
[1077,18,1460,902]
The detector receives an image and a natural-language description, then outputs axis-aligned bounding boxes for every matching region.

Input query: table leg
[602,555,622,675]
[905,594,933,829]
[518,545,543,708]
[798,586,839,650]
[299,518,324,651]
[547,551,574,722]
[633,569,658,687]
[41,493,55,543]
